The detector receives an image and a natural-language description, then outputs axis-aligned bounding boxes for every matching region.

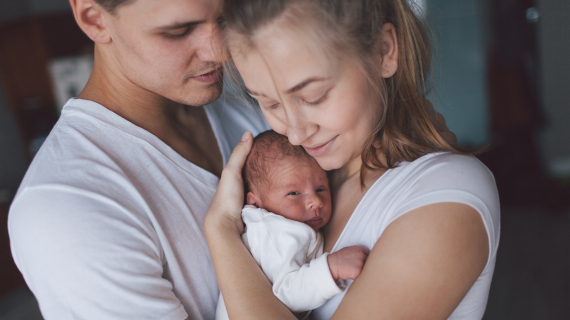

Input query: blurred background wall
[537,0,570,177]
[0,0,71,200]
[429,0,490,147]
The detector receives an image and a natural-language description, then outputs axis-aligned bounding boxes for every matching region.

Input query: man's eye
[164,28,190,39]
[287,191,300,196]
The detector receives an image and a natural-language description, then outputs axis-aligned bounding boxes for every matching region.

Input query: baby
[216,130,369,320]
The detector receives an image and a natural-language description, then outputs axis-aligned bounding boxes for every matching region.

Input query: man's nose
[195,22,228,63]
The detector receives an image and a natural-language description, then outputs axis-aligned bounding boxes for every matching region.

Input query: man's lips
[191,68,222,83]
[303,135,339,158]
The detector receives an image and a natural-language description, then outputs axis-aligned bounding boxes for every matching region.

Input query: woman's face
[230,25,381,171]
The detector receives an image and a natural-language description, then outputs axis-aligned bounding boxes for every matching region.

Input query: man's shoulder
[20,101,136,194]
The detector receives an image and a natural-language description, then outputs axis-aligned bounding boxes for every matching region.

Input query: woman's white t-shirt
[312,152,500,320]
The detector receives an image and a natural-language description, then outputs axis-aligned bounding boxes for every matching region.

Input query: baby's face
[254,157,332,231]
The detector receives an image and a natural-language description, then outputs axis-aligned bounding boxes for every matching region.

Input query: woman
[205,0,499,319]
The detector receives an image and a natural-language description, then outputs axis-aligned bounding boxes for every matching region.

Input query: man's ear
[69,0,111,44]
[246,192,262,207]
[378,23,399,79]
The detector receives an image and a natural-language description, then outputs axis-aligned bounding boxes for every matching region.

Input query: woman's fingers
[205,131,254,234]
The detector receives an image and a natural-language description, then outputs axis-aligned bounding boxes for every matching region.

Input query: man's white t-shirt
[311,152,500,320]
[8,94,269,320]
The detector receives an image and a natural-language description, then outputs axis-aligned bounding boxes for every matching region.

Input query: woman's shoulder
[360,152,499,237]
[409,152,492,175]
[394,152,496,193]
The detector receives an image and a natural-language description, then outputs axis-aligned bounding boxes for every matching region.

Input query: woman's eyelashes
[303,88,332,106]
[252,87,333,110]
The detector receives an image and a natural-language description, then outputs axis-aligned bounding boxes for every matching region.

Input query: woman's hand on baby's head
[205,131,253,235]
[327,246,370,281]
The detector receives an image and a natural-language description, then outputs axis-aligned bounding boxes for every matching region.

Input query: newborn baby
[216,130,369,320]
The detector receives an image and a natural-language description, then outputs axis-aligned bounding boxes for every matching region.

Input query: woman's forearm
[205,217,296,320]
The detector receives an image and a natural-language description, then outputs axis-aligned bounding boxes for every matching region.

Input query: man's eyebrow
[286,77,329,94]
[154,21,203,31]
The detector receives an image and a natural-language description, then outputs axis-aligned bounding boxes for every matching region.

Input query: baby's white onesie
[215,205,343,320]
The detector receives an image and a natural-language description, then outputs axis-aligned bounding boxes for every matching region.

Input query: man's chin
[171,80,224,107]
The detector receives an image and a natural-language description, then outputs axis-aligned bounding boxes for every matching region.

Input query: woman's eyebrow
[245,77,330,97]
[244,87,269,98]
[286,77,330,94]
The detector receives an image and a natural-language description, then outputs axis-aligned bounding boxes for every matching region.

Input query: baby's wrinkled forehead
[243,130,322,192]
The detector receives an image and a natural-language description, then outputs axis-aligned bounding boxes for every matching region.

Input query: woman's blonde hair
[223,0,471,182]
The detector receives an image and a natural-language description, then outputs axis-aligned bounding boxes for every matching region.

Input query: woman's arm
[204,132,296,320]
[331,202,489,320]
[205,132,486,319]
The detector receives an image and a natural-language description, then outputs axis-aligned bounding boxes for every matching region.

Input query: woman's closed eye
[302,87,333,106]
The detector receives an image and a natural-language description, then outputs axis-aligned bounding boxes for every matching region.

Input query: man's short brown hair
[95,0,134,13]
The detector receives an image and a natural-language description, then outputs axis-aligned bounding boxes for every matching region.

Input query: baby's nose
[306,195,324,211]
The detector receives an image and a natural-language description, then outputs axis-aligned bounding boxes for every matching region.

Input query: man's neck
[78,51,223,177]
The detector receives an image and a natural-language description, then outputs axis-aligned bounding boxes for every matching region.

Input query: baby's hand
[327,246,370,281]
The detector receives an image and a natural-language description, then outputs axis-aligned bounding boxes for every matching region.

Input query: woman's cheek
[264,113,288,137]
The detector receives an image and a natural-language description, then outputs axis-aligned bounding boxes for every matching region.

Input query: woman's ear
[246,192,262,207]
[378,23,399,78]
[69,0,111,44]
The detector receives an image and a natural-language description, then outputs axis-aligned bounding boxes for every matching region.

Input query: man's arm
[9,187,188,320]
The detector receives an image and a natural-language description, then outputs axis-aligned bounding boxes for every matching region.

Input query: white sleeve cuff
[309,253,344,300]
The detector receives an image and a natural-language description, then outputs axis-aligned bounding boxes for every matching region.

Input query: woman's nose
[284,108,318,146]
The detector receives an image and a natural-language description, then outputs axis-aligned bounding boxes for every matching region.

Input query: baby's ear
[246,192,261,207]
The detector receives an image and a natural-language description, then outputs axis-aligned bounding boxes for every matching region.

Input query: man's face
[104,0,227,106]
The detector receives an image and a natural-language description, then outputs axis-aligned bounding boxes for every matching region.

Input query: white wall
[537,0,570,177]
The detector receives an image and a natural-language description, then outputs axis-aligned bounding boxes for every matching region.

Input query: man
[9,0,455,319]
[9,0,268,319]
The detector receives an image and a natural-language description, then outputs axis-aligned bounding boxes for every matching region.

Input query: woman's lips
[192,68,222,83]
[303,135,338,158]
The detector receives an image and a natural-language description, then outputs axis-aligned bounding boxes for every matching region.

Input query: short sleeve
[8,186,188,320]
[391,154,500,266]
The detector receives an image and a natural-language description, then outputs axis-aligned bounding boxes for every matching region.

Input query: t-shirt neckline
[63,98,221,187]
